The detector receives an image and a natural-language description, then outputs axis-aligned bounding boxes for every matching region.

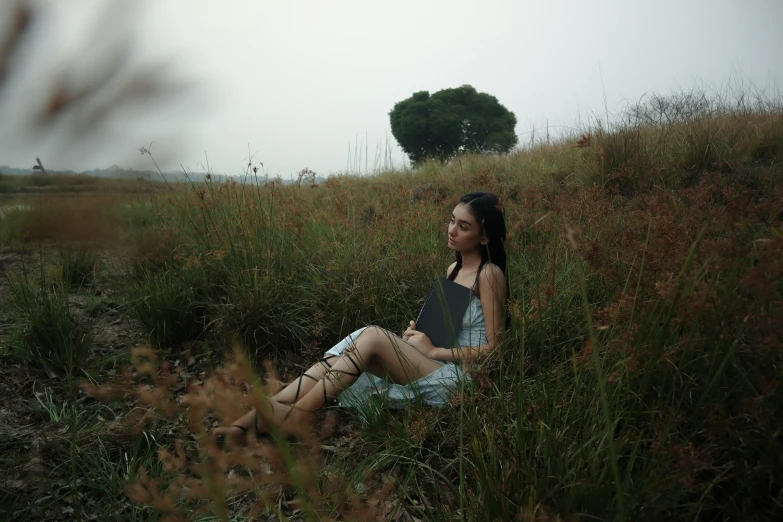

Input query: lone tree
[389,84,518,164]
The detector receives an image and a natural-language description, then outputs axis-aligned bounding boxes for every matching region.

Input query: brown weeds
[82,344,396,521]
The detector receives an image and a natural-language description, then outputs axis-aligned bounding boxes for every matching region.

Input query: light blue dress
[323,293,487,410]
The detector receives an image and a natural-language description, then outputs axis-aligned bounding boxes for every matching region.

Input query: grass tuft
[8,268,93,377]
[57,246,98,287]
[125,267,206,350]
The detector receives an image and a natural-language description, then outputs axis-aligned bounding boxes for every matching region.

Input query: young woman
[214,191,508,443]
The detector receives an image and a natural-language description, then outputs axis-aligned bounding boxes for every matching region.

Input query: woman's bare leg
[215,327,441,442]
[273,358,334,404]
[273,349,393,404]
[214,356,346,443]
[285,327,443,424]
[212,395,292,444]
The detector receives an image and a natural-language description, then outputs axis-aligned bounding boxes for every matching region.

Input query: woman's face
[448,203,484,252]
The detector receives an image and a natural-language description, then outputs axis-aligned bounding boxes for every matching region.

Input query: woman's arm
[429,345,487,364]
[429,264,506,364]
[429,343,490,364]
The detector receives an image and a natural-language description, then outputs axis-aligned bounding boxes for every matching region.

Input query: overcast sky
[0,0,781,178]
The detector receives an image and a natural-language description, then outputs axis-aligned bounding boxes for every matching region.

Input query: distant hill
[0,166,36,175]
[0,164,323,185]
[0,164,227,183]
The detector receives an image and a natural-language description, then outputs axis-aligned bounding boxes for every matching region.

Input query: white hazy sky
[0,0,781,178]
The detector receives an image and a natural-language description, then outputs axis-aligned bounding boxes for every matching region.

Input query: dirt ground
[0,245,151,520]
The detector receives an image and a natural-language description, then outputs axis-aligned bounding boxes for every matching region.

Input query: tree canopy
[389,85,518,164]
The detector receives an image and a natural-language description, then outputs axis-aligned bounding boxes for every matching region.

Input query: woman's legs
[215,357,336,438]
[271,329,374,405]
[215,327,442,441]
[286,327,443,422]
[272,348,397,405]
[273,356,337,405]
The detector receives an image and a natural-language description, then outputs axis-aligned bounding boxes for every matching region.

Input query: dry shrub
[567,174,783,511]
[749,112,783,164]
[675,114,749,173]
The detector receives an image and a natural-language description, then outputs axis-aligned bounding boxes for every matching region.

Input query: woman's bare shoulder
[446,261,457,278]
[478,263,506,298]
[480,263,504,279]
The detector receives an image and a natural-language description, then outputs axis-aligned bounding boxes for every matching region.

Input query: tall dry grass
[3,86,782,521]
[105,93,782,519]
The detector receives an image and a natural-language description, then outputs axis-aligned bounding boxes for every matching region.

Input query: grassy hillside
[1,89,782,521]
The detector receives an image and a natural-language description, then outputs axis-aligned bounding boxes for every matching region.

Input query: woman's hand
[402,320,415,341]
[403,321,437,358]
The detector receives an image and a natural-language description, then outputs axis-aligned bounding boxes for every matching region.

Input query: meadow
[1,88,782,521]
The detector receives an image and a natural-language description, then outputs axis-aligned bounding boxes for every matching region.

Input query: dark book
[415,277,473,349]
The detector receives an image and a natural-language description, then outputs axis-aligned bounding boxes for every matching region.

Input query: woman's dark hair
[447,191,510,324]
